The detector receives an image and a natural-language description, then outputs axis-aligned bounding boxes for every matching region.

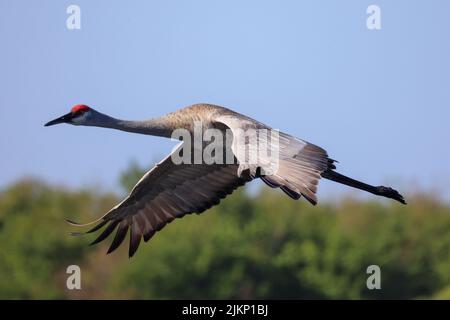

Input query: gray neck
[89,111,173,138]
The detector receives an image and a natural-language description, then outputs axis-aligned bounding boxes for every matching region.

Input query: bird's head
[45,104,96,127]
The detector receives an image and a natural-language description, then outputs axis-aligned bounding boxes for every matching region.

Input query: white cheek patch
[71,112,89,125]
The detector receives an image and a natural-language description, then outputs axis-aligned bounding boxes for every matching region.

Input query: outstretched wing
[69,143,251,257]
[216,114,335,205]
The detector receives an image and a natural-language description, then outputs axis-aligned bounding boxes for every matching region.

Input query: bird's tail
[321,169,406,204]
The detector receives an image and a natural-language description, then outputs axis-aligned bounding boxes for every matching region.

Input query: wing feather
[107,220,129,254]
[70,143,251,257]
[216,115,335,205]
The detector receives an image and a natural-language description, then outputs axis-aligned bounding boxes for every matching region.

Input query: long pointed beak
[44,112,73,127]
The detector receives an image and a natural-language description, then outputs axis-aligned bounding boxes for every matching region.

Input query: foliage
[119,161,146,193]
[0,179,117,299]
[0,165,449,299]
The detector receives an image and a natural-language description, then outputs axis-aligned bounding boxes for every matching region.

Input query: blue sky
[1,1,449,199]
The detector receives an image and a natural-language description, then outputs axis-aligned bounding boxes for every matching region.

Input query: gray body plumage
[46,103,405,257]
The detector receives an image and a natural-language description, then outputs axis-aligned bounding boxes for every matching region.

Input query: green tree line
[0,164,449,299]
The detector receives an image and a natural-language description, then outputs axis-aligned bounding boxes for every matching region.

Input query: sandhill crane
[45,103,405,257]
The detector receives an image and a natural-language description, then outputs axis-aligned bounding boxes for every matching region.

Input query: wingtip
[128,247,138,258]
[66,215,109,227]
[69,232,85,237]
[66,219,83,226]
[128,249,137,259]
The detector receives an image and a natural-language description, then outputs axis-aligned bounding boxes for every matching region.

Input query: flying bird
[45,103,405,257]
